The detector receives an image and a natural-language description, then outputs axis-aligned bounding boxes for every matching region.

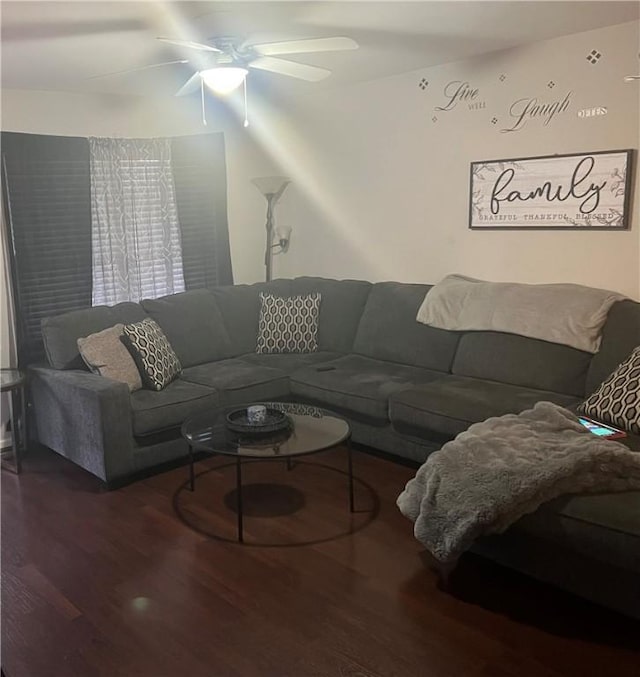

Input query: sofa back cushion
[352,282,460,371]
[42,302,146,370]
[211,279,293,356]
[141,289,233,368]
[586,299,640,395]
[451,332,591,396]
[291,277,372,353]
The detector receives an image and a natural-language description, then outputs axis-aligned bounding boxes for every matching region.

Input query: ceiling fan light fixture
[201,66,248,95]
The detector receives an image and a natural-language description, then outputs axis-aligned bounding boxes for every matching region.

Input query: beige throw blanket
[397,402,640,564]
[416,274,625,353]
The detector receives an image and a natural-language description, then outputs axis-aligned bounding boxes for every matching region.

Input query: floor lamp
[251,176,291,282]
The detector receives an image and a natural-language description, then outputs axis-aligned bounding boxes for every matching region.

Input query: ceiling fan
[91,35,359,96]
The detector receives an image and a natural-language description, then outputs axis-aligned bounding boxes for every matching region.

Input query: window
[90,137,185,306]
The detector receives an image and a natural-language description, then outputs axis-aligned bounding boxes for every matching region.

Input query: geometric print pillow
[256,292,321,354]
[121,318,182,391]
[579,346,640,435]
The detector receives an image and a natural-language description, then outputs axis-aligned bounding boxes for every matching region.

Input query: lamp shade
[201,67,248,95]
[251,176,291,197]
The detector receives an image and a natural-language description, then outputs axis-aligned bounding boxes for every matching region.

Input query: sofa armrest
[29,366,134,483]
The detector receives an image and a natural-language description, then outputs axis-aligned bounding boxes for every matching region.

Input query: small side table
[1,368,26,474]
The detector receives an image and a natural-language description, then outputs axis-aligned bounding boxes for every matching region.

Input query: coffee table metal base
[188,442,355,543]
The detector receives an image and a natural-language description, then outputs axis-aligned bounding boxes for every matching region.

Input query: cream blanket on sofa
[416,274,625,353]
[397,402,640,564]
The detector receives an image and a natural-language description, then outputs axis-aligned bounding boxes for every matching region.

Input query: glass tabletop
[182,402,351,459]
[0,368,24,391]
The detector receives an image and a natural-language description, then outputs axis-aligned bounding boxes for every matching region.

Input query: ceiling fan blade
[250,36,358,56]
[249,56,331,81]
[86,60,189,80]
[157,37,221,53]
[2,19,146,41]
[175,72,202,97]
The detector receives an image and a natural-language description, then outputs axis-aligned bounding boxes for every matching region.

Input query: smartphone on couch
[578,416,627,440]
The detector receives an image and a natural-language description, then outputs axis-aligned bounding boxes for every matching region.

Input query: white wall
[271,21,640,299]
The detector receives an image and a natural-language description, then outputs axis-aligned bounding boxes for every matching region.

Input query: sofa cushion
[240,351,343,374]
[122,318,182,391]
[256,292,321,354]
[211,279,294,356]
[586,299,640,394]
[512,491,640,573]
[290,354,444,422]
[352,282,460,371]
[181,359,290,405]
[131,379,218,436]
[291,277,372,353]
[579,346,640,435]
[389,376,581,439]
[452,332,591,397]
[141,289,233,368]
[42,302,146,370]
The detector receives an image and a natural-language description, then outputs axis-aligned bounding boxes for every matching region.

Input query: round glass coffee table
[181,402,353,542]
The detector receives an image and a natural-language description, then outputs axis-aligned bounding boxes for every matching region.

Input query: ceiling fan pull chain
[201,76,207,126]
[243,78,249,128]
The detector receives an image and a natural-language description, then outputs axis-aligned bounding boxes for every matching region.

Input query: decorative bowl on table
[225,406,291,435]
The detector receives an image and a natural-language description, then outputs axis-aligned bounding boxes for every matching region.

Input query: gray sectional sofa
[30,276,640,618]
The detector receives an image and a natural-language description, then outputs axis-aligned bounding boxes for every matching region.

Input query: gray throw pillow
[122,318,182,391]
[77,323,142,392]
[579,346,640,435]
[256,292,321,354]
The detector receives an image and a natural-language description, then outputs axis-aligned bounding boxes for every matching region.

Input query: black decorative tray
[226,407,291,435]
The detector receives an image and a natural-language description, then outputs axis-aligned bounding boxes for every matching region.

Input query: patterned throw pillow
[121,318,182,391]
[256,292,321,354]
[579,346,640,435]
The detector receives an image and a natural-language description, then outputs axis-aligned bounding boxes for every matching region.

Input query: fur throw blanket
[397,402,640,564]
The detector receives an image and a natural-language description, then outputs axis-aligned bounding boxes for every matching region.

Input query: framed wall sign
[469,149,634,230]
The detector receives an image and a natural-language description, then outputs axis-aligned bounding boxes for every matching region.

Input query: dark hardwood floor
[2,445,638,677]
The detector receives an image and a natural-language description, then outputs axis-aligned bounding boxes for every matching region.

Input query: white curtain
[90,137,185,306]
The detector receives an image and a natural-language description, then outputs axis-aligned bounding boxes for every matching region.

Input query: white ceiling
[1,1,639,98]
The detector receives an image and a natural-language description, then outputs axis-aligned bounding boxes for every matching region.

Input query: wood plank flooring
[2,445,638,677]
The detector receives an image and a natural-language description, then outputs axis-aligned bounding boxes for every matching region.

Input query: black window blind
[171,133,233,289]
[1,132,92,366]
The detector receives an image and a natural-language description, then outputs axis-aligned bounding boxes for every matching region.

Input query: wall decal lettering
[418,78,429,90]
[586,49,602,64]
[547,80,556,88]
[469,150,633,230]
[577,107,608,118]
[499,74,507,82]
[435,80,481,111]
[500,91,572,133]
